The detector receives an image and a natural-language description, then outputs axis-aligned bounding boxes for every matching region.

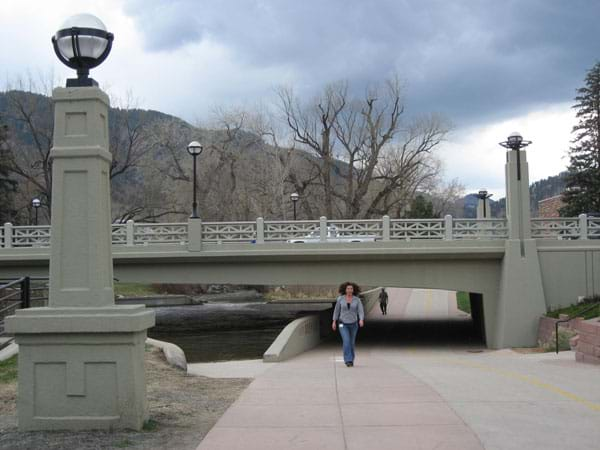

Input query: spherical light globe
[52,13,114,87]
[55,14,110,61]
[187,141,203,156]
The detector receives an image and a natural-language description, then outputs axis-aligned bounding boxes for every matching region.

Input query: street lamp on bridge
[499,132,531,181]
[187,141,203,219]
[290,192,299,220]
[476,190,493,218]
[31,197,41,225]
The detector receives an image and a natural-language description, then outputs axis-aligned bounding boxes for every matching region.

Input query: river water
[147,301,332,363]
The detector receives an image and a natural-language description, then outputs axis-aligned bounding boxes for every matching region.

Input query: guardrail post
[126,220,134,246]
[444,215,453,240]
[382,215,390,241]
[188,218,202,251]
[320,216,327,242]
[579,213,588,240]
[3,222,12,248]
[256,217,265,244]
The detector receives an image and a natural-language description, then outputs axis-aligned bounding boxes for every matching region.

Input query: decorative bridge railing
[1,215,598,249]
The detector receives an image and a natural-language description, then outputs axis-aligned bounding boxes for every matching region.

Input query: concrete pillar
[505,150,532,240]
[476,198,491,219]
[126,219,135,246]
[256,217,265,244]
[579,213,588,240]
[382,215,390,241]
[6,87,154,431]
[188,218,202,251]
[444,215,453,240]
[3,222,12,248]
[320,216,327,242]
[494,148,546,348]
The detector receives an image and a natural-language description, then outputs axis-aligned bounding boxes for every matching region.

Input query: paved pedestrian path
[196,289,600,449]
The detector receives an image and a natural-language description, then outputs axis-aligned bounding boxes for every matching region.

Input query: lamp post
[499,132,531,181]
[187,141,203,218]
[5,13,155,432]
[31,198,41,225]
[52,14,114,87]
[476,189,493,218]
[290,192,299,220]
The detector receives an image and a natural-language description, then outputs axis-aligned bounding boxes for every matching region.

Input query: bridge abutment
[493,239,547,347]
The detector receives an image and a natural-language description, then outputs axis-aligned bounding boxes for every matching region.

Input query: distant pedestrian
[379,288,388,315]
[332,281,365,367]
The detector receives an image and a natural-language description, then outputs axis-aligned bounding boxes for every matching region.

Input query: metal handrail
[555,302,600,353]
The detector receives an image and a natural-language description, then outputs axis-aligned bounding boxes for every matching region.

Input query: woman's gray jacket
[332,295,365,324]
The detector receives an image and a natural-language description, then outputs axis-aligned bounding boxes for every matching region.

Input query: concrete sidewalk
[196,344,483,450]
[195,289,600,449]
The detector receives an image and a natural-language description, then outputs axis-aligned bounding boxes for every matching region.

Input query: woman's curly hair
[338,281,361,295]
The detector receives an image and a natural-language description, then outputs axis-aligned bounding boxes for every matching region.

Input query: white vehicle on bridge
[286,226,377,243]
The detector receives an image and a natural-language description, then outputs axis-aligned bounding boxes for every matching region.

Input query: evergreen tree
[561,62,600,216]
[405,194,435,218]
[0,122,17,223]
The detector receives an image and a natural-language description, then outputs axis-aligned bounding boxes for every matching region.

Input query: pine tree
[561,62,600,216]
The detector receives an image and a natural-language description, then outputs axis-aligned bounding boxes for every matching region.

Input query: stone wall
[537,315,572,347]
[571,318,600,365]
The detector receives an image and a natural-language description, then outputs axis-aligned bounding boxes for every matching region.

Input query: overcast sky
[1,0,598,197]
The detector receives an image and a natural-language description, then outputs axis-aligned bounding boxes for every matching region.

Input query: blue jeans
[339,321,359,363]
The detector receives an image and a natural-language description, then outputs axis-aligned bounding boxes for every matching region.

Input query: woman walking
[332,281,365,367]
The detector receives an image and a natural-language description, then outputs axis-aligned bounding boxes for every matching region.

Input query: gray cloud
[123,0,600,126]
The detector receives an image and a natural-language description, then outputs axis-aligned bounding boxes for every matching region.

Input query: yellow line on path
[443,357,600,412]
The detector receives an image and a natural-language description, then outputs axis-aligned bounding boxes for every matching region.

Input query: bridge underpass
[357,288,485,349]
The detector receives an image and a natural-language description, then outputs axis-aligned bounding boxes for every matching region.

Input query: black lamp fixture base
[66,77,98,87]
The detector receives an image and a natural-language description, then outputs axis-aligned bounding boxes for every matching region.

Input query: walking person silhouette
[379,287,388,315]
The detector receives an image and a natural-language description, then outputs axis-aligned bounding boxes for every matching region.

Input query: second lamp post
[32,197,41,225]
[187,141,203,219]
[290,192,299,220]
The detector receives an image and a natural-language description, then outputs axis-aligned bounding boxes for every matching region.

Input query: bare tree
[277,83,347,217]
[278,77,451,219]
[364,114,450,218]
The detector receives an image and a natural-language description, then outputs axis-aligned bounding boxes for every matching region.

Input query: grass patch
[546,296,600,320]
[0,355,18,384]
[114,283,158,297]
[142,418,158,432]
[456,291,471,314]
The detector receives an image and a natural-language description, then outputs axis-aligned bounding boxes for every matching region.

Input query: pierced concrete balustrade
[3,215,598,249]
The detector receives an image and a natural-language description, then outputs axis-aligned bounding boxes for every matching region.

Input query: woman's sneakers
[345,362,354,367]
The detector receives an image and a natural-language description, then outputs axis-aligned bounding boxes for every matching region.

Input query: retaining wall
[571,318,600,365]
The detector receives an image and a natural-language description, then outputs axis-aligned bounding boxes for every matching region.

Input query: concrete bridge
[3,85,600,432]
[2,213,599,349]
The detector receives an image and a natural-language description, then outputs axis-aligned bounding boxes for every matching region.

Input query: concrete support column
[188,218,202,251]
[494,148,546,348]
[6,87,154,431]
[505,150,532,240]
[3,222,12,248]
[382,215,390,241]
[476,198,491,219]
